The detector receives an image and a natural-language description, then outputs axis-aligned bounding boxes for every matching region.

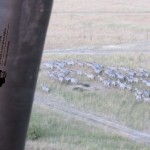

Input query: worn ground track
[34,91,150,145]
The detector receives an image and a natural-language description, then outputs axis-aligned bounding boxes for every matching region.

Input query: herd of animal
[41,60,150,103]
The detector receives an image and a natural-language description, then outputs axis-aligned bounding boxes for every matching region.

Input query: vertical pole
[0,0,53,149]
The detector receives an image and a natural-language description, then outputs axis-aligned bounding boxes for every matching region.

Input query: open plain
[26,0,150,149]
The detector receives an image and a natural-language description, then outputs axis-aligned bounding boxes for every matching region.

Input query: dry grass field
[44,0,150,50]
[27,1,150,149]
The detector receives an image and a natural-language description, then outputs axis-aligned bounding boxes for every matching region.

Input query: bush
[27,124,43,140]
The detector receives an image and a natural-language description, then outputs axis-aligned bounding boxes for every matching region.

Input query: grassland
[44,0,150,50]
[37,53,150,132]
[26,105,150,150]
[28,0,150,149]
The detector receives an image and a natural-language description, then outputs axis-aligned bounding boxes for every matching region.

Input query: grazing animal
[70,78,79,85]
[58,77,64,83]
[125,84,132,92]
[41,84,50,93]
[103,80,111,87]
[143,98,150,103]
[86,73,95,80]
[135,95,142,102]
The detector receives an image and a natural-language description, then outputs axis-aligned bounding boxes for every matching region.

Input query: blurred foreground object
[0,0,53,149]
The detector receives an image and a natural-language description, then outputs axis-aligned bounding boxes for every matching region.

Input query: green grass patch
[37,76,150,131]
[27,105,150,150]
